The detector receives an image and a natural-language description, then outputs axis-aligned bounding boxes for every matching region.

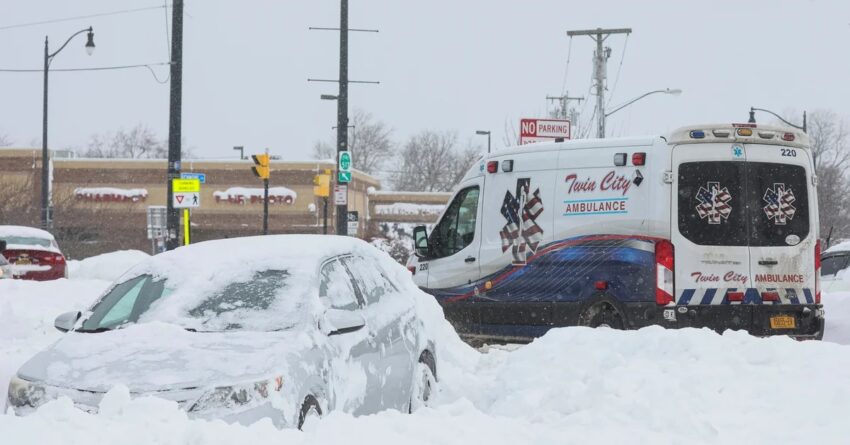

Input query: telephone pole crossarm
[566,27,631,139]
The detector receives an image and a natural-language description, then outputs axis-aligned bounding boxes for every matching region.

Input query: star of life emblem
[500,178,544,266]
[763,183,796,225]
[695,181,732,225]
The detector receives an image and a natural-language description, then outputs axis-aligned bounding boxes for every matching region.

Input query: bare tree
[0,133,12,147]
[311,109,393,175]
[390,130,482,192]
[0,174,37,225]
[806,110,850,239]
[77,124,167,159]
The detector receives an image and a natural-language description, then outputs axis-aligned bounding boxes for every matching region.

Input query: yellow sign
[172,178,201,193]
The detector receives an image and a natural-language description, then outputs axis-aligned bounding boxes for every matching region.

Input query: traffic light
[313,173,330,197]
[251,154,270,179]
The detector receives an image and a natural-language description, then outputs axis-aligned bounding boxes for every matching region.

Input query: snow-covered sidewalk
[4,266,850,443]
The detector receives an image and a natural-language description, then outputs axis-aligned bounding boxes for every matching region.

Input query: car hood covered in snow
[17,322,319,393]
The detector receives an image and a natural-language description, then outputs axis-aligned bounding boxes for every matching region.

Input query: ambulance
[408,123,825,343]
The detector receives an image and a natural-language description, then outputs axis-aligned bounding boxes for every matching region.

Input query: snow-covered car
[6,235,438,429]
[0,226,67,281]
[822,241,850,293]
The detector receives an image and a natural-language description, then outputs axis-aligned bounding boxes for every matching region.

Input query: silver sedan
[6,235,437,429]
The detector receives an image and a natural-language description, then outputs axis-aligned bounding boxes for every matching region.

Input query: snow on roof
[121,235,373,284]
[0,225,55,240]
[374,203,445,216]
[368,189,452,197]
[826,240,850,254]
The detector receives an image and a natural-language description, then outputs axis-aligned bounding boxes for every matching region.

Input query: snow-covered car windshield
[80,269,307,332]
[0,236,53,248]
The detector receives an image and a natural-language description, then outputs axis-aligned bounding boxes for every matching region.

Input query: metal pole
[335,0,349,236]
[41,36,49,229]
[166,0,184,250]
[183,208,190,245]
[487,132,491,154]
[323,196,328,234]
[262,178,269,235]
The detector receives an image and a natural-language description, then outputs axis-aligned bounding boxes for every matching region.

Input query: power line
[0,62,170,73]
[0,4,170,31]
[605,34,630,107]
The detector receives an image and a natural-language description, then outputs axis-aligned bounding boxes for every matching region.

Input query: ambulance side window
[429,186,480,258]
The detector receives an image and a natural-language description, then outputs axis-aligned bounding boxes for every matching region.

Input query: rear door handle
[758,260,778,266]
[465,256,476,263]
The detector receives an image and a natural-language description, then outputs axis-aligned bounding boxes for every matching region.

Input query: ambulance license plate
[770,315,796,330]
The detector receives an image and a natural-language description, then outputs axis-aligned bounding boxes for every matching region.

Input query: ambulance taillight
[655,240,675,305]
[815,240,821,304]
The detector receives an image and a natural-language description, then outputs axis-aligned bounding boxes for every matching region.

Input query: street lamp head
[665,88,682,96]
[320,94,338,101]
[475,130,490,135]
[84,28,95,56]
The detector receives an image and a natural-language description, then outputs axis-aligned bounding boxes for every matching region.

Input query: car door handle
[465,256,476,263]
[758,260,778,266]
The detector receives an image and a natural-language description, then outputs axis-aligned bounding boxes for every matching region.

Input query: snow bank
[0,278,110,404]
[7,251,850,443]
[66,250,149,282]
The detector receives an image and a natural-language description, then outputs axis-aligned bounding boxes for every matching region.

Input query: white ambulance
[408,123,824,343]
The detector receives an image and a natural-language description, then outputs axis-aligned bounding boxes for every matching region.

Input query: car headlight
[188,381,272,412]
[7,376,47,409]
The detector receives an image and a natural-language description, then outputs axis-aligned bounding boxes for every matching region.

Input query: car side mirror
[0,240,6,253]
[413,225,429,258]
[320,309,366,336]
[54,311,81,333]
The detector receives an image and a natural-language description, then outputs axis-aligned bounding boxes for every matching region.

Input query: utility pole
[308,0,378,236]
[566,27,631,139]
[546,92,584,137]
[165,0,184,250]
[262,148,269,235]
[334,0,350,236]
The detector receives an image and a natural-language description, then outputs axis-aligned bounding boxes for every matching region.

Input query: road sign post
[171,178,200,246]
[183,208,190,245]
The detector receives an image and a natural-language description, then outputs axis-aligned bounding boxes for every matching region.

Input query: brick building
[0,148,449,258]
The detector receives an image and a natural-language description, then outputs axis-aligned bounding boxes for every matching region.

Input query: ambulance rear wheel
[588,306,624,329]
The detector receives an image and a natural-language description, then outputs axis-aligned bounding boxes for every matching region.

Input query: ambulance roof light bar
[668,123,808,147]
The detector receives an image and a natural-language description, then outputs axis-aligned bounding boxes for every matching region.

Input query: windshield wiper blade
[76,327,113,333]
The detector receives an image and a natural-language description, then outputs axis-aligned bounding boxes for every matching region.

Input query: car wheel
[589,306,625,329]
[297,395,322,430]
[409,359,436,413]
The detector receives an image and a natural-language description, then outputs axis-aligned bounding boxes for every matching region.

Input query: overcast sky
[1,0,848,167]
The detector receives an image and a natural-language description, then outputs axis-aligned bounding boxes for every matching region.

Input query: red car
[0,226,67,281]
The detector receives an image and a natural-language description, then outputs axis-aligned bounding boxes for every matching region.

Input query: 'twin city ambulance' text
[408,124,825,343]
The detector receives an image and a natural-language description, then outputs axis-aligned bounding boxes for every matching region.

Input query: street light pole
[233,146,244,160]
[748,107,807,133]
[41,27,95,229]
[475,130,491,153]
[602,88,682,137]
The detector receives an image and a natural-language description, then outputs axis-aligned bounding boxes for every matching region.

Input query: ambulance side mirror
[413,226,429,258]
[0,240,5,253]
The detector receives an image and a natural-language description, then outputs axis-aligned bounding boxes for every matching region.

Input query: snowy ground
[4,253,850,443]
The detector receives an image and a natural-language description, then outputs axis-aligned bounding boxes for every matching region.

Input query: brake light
[595,280,608,290]
[486,161,498,173]
[655,240,674,305]
[632,152,646,166]
[727,291,745,302]
[761,291,779,302]
[407,265,416,275]
[782,132,796,142]
[815,240,821,304]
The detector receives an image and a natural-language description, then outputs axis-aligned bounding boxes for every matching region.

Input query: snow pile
[74,187,148,202]
[823,291,850,344]
[214,187,297,205]
[66,250,149,281]
[0,278,110,403]
[374,203,445,216]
